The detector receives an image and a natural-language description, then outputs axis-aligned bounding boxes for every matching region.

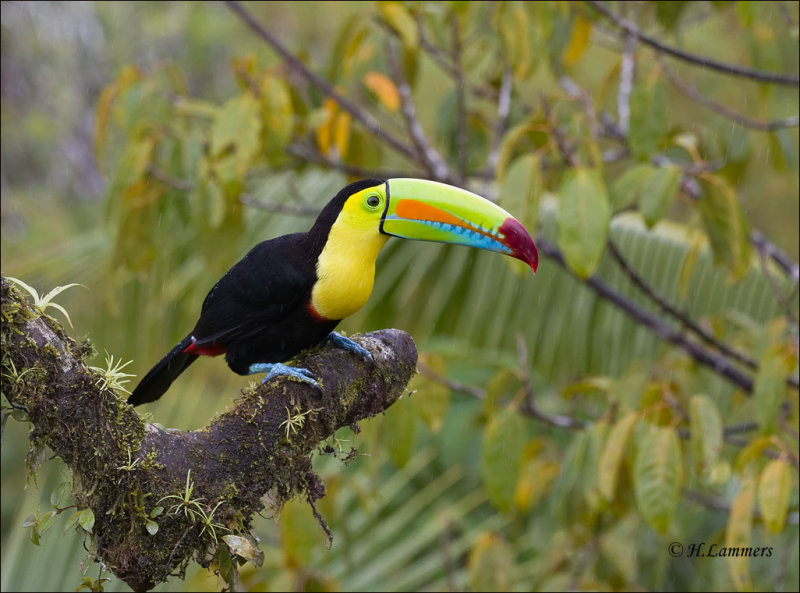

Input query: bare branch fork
[1,275,417,591]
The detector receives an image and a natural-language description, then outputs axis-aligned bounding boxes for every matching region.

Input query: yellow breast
[310,204,389,320]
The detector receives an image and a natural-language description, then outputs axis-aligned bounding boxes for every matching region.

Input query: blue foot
[328,332,373,362]
[248,362,320,390]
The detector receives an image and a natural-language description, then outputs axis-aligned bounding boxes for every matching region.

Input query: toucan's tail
[128,336,198,406]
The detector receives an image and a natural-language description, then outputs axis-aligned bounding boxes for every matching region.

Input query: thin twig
[417,358,589,430]
[385,39,455,183]
[450,12,468,179]
[606,239,762,373]
[536,237,758,393]
[585,0,800,87]
[618,32,636,135]
[224,0,418,163]
[515,334,590,429]
[658,55,800,132]
[542,96,580,168]
[485,65,513,183]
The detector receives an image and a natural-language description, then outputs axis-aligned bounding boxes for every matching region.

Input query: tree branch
[657,54,800,132]
[535,237,759,393]
[1,275,417,591]
[585,0,800,87]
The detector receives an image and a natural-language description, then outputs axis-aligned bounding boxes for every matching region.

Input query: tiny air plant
[89,352,136,395]
[157,469,228,543]
[279,405,318,440]
[7,277,83,328]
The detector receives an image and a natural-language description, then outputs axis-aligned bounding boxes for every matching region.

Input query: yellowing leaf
[315,98,338,156]
[334,111,352,159]
[95,65,141,172]
[697,174,752,281]
[753,342,796,433]
[557,168,610,278]
[726,476,756,591]
[260,75,294,159]
[380,1,418,50]
[468,532,514,592]
[758,459,792,533]
[689,395,723,475]
[735,436,774,473]
[563,14,592,67]
[514,438,560,511]
[598,411,639,501]
[633,424,682,534]
[640,165,682,228]
[363,71,400,112]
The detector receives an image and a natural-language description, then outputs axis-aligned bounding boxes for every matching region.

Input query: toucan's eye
[366,195,381,208]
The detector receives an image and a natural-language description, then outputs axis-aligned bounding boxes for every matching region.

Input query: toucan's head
[318,178,538,272]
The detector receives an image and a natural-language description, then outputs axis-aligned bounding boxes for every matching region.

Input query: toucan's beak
[380,178,538,273]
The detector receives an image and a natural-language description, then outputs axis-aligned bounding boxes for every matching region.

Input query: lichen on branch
[1,274,418,591]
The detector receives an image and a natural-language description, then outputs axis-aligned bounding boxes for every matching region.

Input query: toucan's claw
[328,331,373,362]
[249,362,321,390]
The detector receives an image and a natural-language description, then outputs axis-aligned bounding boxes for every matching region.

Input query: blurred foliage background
[1,1,798,591]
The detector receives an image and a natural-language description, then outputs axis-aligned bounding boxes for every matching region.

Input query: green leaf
[480,407,526,512]
[633,424,682,534]
[210,92,261,186]
[149,506,164,518]
[655,2,688,30]
[689,395,723,475]
[50,478,72,508]
[629,75,667,161]
[557,168,610,278]
[78,508,95,534]
[640,165,681,227]
[38,510,58,537]
[609,163,658,211]
[598,411,639,502]
[697,174,752,280]
[64,510,82,532]
[500,154,541,239]
[758,460,792,533]
[146,520,159,535]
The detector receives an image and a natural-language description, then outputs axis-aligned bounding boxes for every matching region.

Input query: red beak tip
[499,217,538,274]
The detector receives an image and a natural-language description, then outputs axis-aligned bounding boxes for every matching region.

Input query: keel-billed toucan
[128,178,538,406]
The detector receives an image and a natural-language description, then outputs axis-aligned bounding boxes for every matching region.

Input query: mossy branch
[1,274,418,591]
